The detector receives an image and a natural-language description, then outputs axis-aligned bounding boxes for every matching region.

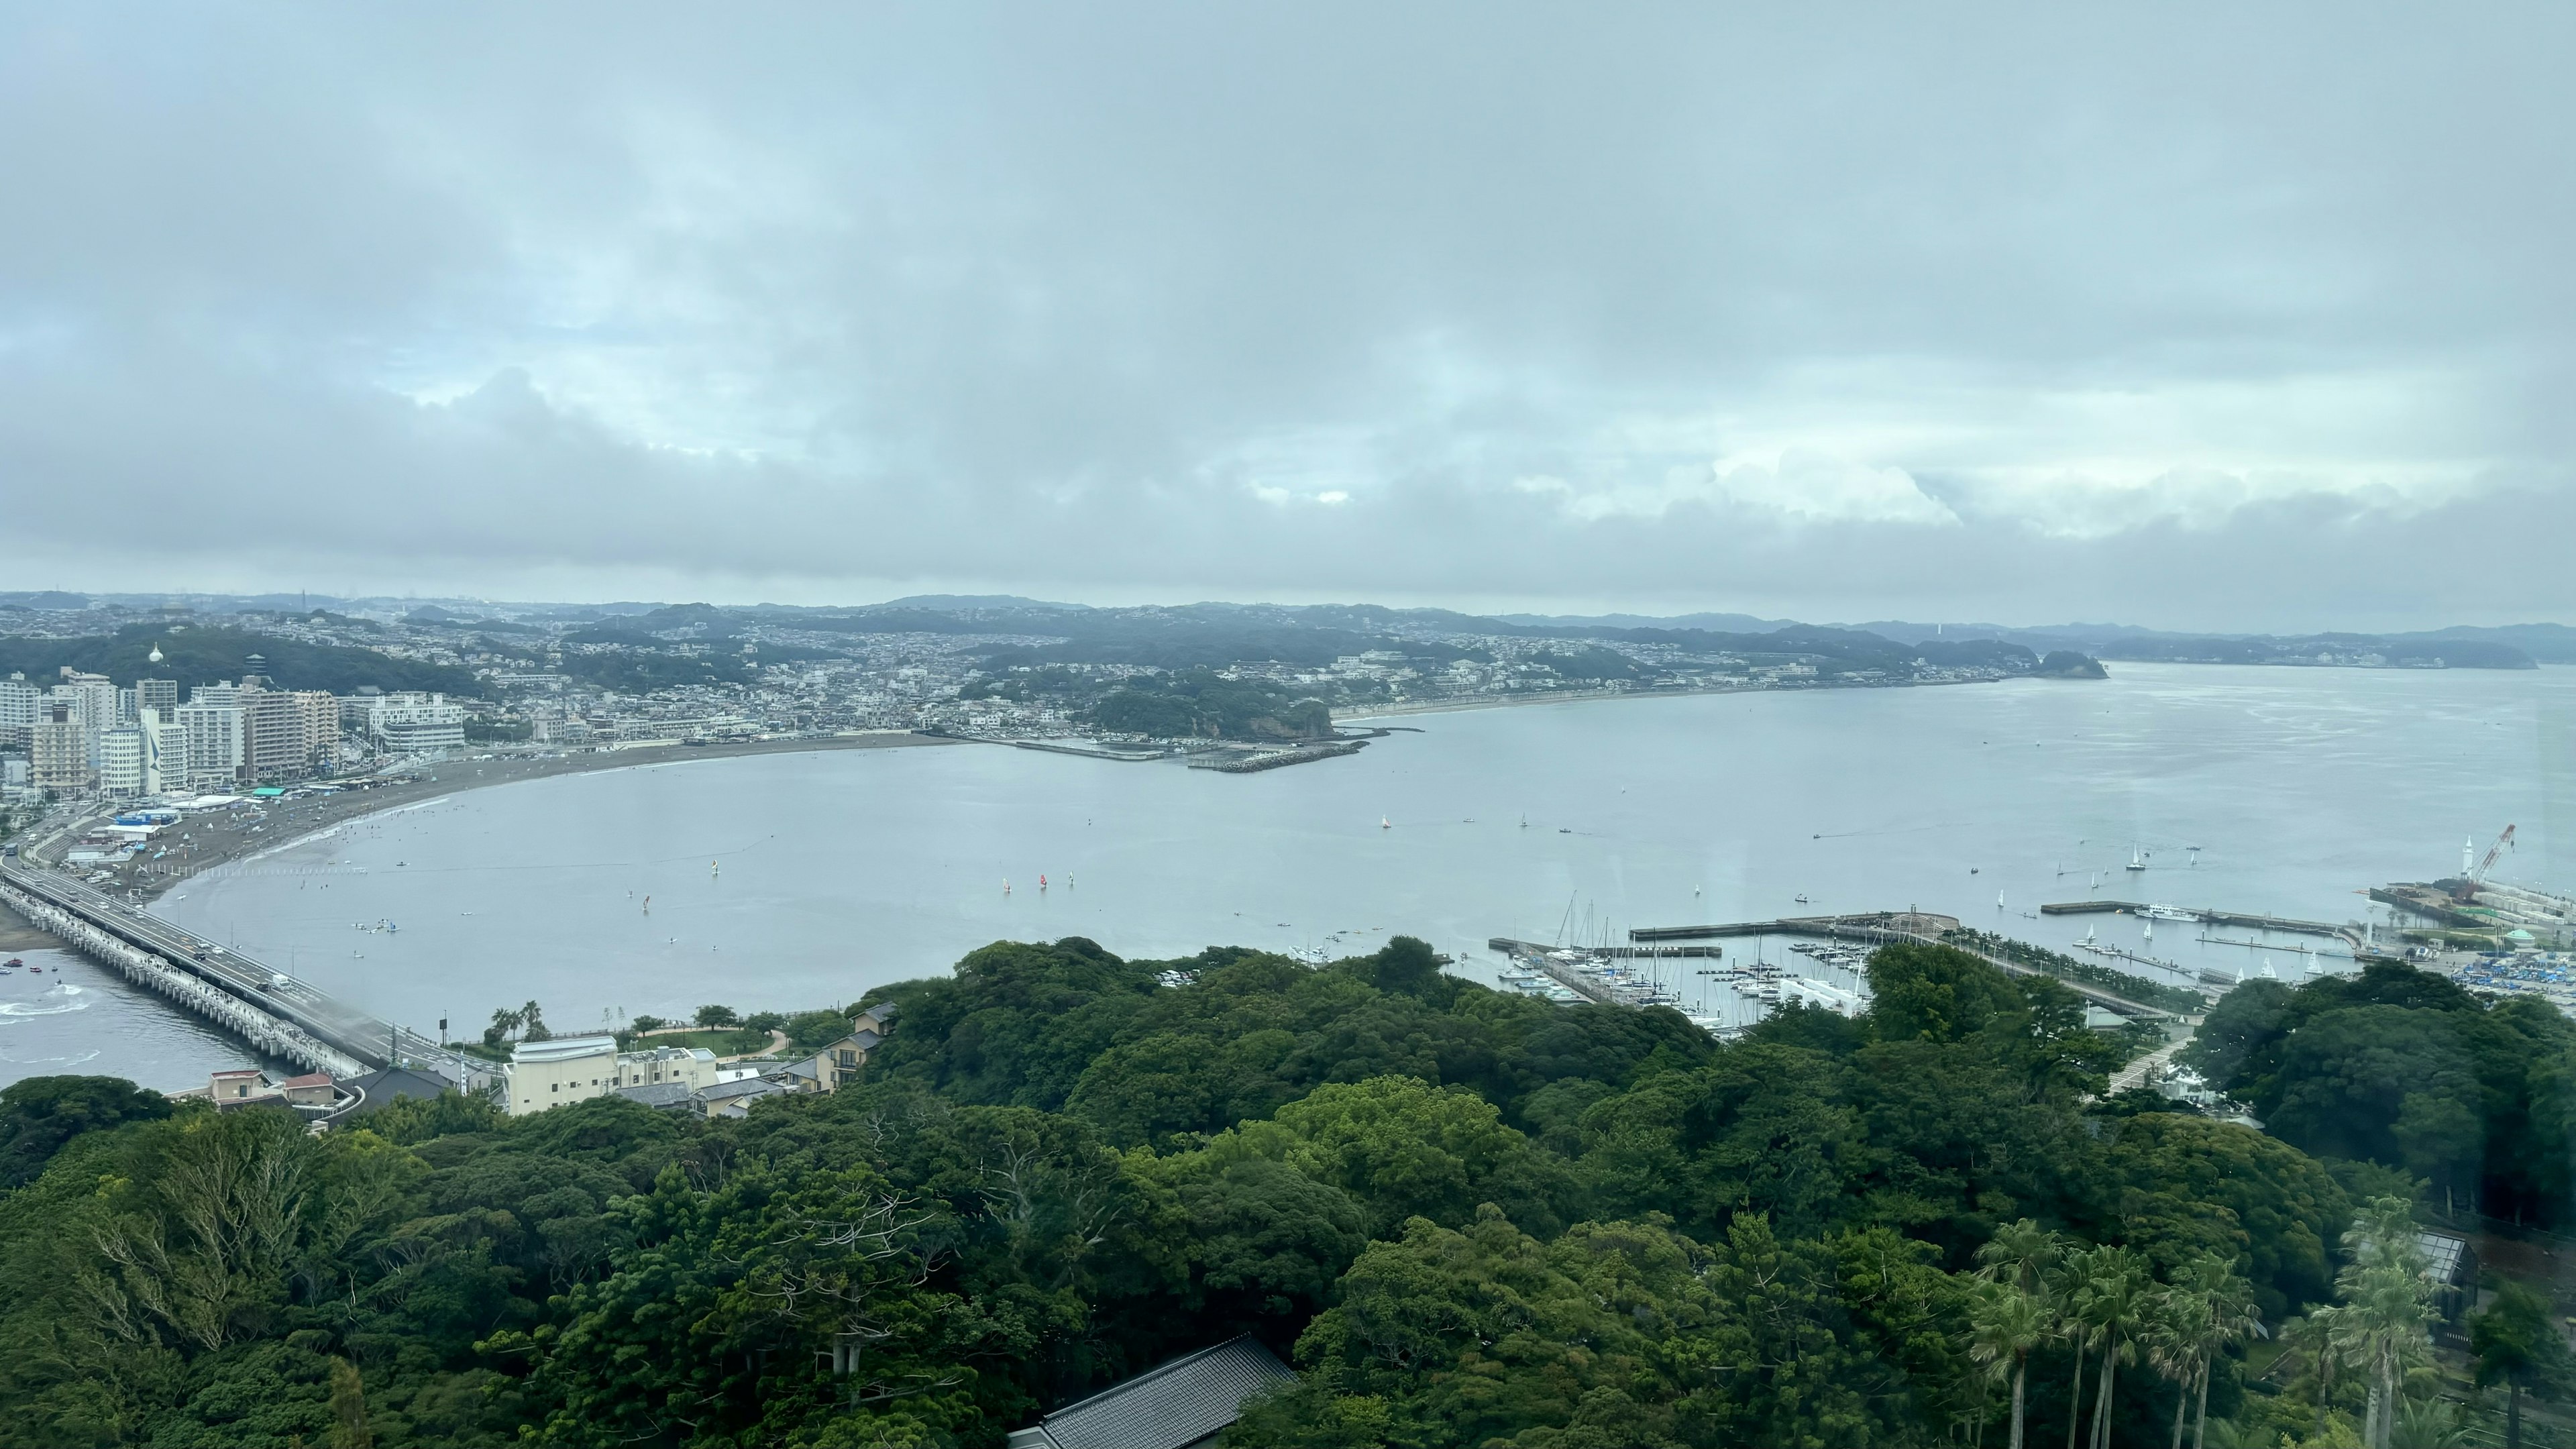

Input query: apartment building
[174,701,246,789]
[96,726,147,798]
[0,674,36,747]
[32,699,91,794]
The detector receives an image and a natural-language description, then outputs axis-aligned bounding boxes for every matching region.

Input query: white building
[0,674,36,747]
[502,1035,718,1116]
[96,726,147,798]
[174,702,245,790]
[354,691,469,755]
[139,706,185,794]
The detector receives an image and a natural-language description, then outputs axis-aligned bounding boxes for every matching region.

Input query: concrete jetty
[1627,912,2181,1020]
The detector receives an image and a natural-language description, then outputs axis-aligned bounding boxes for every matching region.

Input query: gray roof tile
[1036,1336,1295,1449]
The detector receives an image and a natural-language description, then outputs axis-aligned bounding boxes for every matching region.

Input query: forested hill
[0,936,2449,1448]
[0,624,484,697]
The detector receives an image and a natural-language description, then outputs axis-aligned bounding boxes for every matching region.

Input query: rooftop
[1016,1336,1294,1449]
[511,1034,619,1064]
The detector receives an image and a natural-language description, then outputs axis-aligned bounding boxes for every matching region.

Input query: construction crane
[2452,824,2516,900]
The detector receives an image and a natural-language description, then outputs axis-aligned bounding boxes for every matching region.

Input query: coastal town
[1,590,2080,817]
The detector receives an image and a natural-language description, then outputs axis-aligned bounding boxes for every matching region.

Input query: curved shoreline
[46,732,961,906]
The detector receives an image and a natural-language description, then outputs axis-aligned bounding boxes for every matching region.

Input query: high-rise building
[239,684,339,783]
[136,678,179,716]
[175,702,245,790]
[0,673,37,747]
[55,672,121,731]
[97,727,147,798]
[138,706,185,794]
[32,699,93,794]
[292,690,339,773]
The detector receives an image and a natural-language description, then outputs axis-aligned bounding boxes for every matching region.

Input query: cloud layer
[3,4,2570,629]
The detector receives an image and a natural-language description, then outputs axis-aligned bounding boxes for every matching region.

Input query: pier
[2040,899,2357,944]
[1628,912,2182,1020]
[1188,741,1368,772]
[1,857,480,1084]
[1631,910,1963,942]
[1485,937,1717,1008]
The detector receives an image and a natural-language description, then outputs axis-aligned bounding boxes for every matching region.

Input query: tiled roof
[1033,1336,1295,1449]
[331,1067,460,1118]
[614,1082,699,1110]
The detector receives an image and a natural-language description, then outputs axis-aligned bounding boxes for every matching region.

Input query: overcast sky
[3,5,2569,630]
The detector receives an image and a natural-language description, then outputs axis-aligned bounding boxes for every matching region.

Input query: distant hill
[0,626,486,698]
[2411,623,2576,663]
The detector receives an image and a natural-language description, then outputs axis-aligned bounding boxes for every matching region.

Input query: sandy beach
[13,731,963,910]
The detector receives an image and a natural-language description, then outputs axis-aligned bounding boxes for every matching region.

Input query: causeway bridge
[1,857,481,1084]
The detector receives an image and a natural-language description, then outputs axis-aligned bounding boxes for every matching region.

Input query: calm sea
[16,661,2571,1085]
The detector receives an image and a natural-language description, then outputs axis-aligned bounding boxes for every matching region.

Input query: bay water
[17,661,2573,1085]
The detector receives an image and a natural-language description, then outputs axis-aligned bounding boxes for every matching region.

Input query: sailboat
[2142,918,2154,943]
[2126,847,2148,872]
[710,859,719,877]
[1996,889,2005,910]
[1380,816,1391,830]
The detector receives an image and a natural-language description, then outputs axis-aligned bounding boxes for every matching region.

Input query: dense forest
[0,625,484,698]
[1083,669,1334,740]
[0,938,2544,1446]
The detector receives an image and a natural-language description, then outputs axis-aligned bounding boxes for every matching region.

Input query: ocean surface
[0,945,277,1092]
[25,661,2576,1075]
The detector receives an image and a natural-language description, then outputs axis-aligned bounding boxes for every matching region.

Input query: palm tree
[1980,1218,2066,1297]
[2071,1246,2154,1449]
[2334,1197,2435,1449]
[1970,1277,2053,1449]
[2144,1282,2211,1449]
[2055,1247,2102,1449]
[1975,1219,2066,1449]
[2153,1256,2263,1449]
[2470,1281,2573,1449]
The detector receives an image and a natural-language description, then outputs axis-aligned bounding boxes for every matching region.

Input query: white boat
[2126,847,2149,871]
[2139,904,2198,922]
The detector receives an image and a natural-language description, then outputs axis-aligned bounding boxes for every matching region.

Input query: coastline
[1330,673,2018,723]
[37,731,962,906]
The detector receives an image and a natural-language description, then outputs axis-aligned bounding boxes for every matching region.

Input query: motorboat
[2139,904,2198,922]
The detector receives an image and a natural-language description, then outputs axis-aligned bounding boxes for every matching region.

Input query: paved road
[2,857,474,1081]
[2110,1033,2194,1093]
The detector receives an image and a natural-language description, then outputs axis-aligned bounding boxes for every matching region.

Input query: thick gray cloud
[2,3,2569,629]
